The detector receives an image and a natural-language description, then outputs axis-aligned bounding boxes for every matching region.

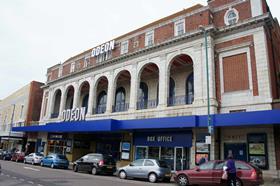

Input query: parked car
[11,151,25,162]
[174,160,264,186]
[73,153,116,175]
[0,150,12,160]
[24,153,44,165]
[0,162,1,173]
[40,154,69,169]
[117,159,171,183]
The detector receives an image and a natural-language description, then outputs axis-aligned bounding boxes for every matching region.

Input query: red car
[11,151,25,162]
[174,160,263,186]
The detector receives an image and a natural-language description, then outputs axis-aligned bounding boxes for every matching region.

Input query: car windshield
[157,160,169,168]
[57,155,67,159]
[35,153,44,157]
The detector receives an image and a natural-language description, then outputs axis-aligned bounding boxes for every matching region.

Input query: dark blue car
[40,154,69,169]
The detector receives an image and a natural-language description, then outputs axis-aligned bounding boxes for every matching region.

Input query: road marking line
[24,166,40,171]
[28,181,34,184]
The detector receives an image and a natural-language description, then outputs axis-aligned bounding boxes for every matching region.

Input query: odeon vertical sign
[62,107,86,122]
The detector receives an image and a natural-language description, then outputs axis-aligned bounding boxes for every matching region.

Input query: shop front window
[48,140,67,155]
[135,146,148,159]
[160,147,174,170]
[148,147,159,159]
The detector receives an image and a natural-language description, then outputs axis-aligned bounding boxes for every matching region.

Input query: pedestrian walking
[226,154,237,186]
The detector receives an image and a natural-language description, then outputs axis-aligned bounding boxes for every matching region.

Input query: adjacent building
[0,81,44,152]
[13,0,280,178]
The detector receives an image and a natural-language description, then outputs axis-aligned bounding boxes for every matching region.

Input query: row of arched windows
[50,54,194,118]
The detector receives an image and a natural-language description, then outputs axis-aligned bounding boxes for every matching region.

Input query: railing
[137,99,158,110]
[50,113,59,118]
[112,103,129,113]
[94,104,107,114]
[167,95,193,106]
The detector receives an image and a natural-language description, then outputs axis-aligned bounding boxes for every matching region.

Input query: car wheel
[119,170,127,179]
[236,178,243,186]
[91,167,98,175]
[73,165,79,172]
[51,163,55,169]
[148,173,157,183]
[40,161,44,167]
[177,174,189,186]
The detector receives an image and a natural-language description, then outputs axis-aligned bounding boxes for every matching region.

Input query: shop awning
[12,109,280,132]
[12,119,118,132]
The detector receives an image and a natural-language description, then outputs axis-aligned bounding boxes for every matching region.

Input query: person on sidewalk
[226,154,237,186]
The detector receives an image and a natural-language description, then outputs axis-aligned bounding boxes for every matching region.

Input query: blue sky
[0,0,279,99]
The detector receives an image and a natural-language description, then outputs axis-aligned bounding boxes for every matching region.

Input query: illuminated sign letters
[91,40,115,57]
[62,107,86,122]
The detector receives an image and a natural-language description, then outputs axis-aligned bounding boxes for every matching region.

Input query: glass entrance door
[175,147,186,171]
[135,146,148,159]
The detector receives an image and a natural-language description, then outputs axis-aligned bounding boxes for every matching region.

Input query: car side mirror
[194,166,200,171]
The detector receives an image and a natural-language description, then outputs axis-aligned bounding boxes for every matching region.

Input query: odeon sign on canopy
[62,107,86,122]
[91,40,115,57]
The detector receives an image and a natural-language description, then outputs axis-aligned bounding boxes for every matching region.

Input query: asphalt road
[0,160,175,186]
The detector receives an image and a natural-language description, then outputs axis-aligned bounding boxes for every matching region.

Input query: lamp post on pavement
[199,26,213,136]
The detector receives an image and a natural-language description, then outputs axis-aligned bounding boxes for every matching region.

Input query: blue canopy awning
[12,109,280,133]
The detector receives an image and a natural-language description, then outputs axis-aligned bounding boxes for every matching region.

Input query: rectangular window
[175,19,185,36]
[223,53,249,92]
[120,40,129,55]
[70,63,75,73]
[58,66,62,77]
[145,30,154,47]
[84,57,90,68]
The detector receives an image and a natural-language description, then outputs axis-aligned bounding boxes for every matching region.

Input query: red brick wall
[26,81,44,125]
[62,63,71,76]
[213,1,252,27]
[216,35,259,96]
[75,59,84,72]
[186,10,211,32]
[208,0,236,7]
[154,23,174,44]
[51,68,59,80]
[223,53,249,92]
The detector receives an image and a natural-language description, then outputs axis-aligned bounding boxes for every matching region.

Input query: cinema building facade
[13,0,280,177]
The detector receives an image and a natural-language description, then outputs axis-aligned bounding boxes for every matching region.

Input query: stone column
[72,82,80,109]
[158,55,168,108]
[46,88,54,120]
[39,90,47,121]
[129,64,137,111]
[106,72,114,113]
[58,87,66,119]
[86,77,95,116]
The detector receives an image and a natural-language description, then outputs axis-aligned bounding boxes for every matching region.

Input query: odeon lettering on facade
[12,0,280,176]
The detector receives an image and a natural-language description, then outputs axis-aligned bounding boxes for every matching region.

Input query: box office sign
[62,107,86,122]
[134,131,192,147]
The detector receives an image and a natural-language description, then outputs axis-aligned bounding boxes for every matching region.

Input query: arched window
[115,87,126,112]
[138,82,148,109]
[96,91,107,114]
[82,94,89,112]
[52,90,61,118]
[186,73,194,104]
[224,8,239,25]
[169,78,175,105]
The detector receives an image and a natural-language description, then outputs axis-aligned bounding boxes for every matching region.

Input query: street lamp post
[199,26,213,136]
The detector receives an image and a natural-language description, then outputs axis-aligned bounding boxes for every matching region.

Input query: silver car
[24,153,44,165]
[118,159,171,183]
